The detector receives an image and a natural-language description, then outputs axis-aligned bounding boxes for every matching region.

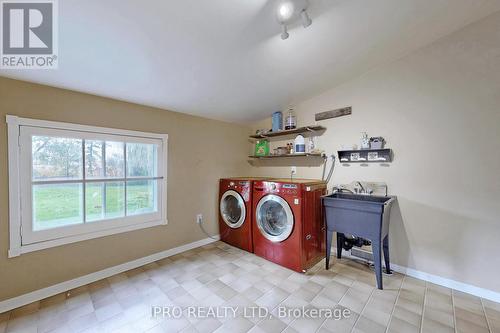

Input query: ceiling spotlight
[281,25,289,40]
[300,9,312,28]
[277,1,295,22]
[276,0,312,40]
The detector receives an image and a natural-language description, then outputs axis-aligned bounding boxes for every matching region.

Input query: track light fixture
[276,0,312,40]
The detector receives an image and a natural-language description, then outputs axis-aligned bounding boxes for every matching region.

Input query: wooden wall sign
[315,106,352,121]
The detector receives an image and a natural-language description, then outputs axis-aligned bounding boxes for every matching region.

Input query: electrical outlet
[291,166,297,175]
[196,214,203,224]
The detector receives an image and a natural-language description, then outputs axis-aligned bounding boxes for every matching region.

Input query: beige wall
[251,12,500,292]
[0,77,252,301]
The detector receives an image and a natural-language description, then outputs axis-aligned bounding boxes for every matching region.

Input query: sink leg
[336,233,344,259]
[383,236,392,274]
[373,241,383,289]
[326,230,333,269]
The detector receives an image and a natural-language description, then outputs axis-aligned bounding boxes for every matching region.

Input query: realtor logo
[1,0,58,69]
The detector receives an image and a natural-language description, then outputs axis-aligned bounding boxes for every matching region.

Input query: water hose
[198,219,219,240]
[322,154,336,184]
[322,156,327,180]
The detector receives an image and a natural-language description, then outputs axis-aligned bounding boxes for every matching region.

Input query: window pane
[126,180,157,215]
[105,142,124,177]
[126,143,157,177]
[33,183,83,230]
[85,141,124,179]
[85,182,102,221]
[85,140,103,178]
[32,136,83,180]
[86,182,125,222]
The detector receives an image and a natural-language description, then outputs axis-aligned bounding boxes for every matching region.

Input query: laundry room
[1,1,500,332]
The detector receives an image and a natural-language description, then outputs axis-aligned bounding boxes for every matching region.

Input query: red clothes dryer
[219,178,266,252]
[252,179,326,272]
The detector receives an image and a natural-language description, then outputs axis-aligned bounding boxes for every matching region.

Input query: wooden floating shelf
[338,148,393,163]
[250,126,326,139]
[249,153,325,159]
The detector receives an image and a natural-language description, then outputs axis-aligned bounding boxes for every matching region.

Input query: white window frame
[7,115,168,257]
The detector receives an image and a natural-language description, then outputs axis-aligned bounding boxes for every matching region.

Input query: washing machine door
[220,190,246,228]
[256,194,294,242]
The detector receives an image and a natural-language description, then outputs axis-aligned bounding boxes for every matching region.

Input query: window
[7,116,168,257]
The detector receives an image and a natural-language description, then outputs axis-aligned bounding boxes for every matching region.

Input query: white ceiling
[2,0,500,123]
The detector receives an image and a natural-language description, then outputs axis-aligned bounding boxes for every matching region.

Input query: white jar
[294,135,305,153]
[360,132,370,149]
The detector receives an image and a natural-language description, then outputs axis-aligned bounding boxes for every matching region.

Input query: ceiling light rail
[276,0,313,40]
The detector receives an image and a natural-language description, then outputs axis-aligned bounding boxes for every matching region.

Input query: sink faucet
[355,181,365,192]
[332,186,354,194]
[354,181,374,195]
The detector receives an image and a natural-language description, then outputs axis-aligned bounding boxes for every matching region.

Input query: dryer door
[220,190,246,228]
[256,194,294,242]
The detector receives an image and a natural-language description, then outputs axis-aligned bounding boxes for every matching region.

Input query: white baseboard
[0,236,220,313]
[390,263,500,303]
[334,247,500,303]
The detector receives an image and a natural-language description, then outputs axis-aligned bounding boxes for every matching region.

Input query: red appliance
[252,179,326,272]
[219,178,267,252]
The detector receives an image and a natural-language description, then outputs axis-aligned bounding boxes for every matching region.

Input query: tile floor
[1,241,499,333]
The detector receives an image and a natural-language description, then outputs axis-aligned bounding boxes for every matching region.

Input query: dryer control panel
[282,183,299,195]
[254,181,299,197]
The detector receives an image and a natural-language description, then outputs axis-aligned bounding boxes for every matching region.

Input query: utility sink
[327,193,392,203]
[322,192,397,289]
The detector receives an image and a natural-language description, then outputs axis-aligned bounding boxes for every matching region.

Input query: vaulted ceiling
[2,0,500,122]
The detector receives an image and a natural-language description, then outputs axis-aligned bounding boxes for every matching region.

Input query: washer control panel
[223,180,251,201]
[226,181,250,190]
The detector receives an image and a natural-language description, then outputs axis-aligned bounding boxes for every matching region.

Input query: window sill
[8,219,168,258]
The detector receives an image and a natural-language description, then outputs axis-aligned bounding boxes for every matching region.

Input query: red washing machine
[252,179,327,272]
[219,178,267,252]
